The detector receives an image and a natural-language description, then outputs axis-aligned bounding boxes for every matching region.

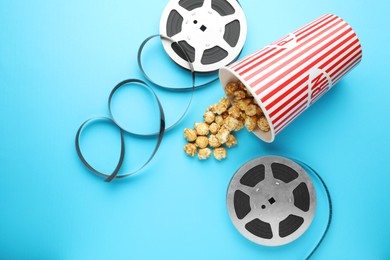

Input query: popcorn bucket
[219,14,362,142]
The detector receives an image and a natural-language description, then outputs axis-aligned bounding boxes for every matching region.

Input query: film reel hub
[160,0,247,72]
[227,156,316,246]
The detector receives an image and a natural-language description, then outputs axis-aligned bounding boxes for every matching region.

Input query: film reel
[160,0,247,72]
[227,156,317,246]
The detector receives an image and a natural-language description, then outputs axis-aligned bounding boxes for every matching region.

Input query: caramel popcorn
[224,116,239,131]
[203,111,215,124]
[198,148,212,160]
[215,103,228,115]
[209,123,220,135]
[215,115,224,126]
[237,81,245,90]
[233,90,246,100]
[221,111,229,119]
[234,118,245,131]
[184,143,197,157]
[183,128,197,142]
[245,116,258,131]
[228,106,241,119]
[225,82,239,96]
[214,147,227,161]
[209,134,221,148]
[207,104,217,114]
[245,104,258,117]
[195,122,209,136]
[196,136,209,148]
[220,97,230,108]
[258,116,270,132]
[183,79,271,161]
[226,134,238,148]
[235,99,251,111]
[216,126,230,144]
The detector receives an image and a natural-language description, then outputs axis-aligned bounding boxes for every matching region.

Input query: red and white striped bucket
[219,14,362,142]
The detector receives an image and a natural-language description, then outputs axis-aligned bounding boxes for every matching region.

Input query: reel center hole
[268,197,276,205]
[200,25,207,32]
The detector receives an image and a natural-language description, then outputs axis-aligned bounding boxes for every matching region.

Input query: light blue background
[1,0,389,259]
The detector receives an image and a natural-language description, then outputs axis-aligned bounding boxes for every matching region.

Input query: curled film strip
[76,36,195,182]
[226,156,332,258]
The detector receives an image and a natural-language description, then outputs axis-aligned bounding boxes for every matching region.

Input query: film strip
[226,156,332,258]
[76,36,195,182]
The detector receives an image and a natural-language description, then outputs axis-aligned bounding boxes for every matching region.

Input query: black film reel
[160,0,247,72]
[227,156,317,246]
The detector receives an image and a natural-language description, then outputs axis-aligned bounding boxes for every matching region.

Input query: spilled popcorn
[183,80,270,160]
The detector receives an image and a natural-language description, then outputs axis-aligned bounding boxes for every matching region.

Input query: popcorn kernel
[224,116,239,131]
[216,126,231,144]
[258,116,270,132]
[245,104,258,116]
[203,111,215,124]
[184,128,197,142]
[215,115,224,126]
[209,134,221,148]
[234,90,247,100]
[234,119,245,131]
[215,103,228,115]
[225,82,238,96]
[214,147,227,161]
[228,106,241,119]
[209,123,220,135]
[184,143,197,157]
[196,136,209,149]
[226,134,238,148]
[245,116,258,131]
[220,97,230,108]
[198,148,212,160]
[237,81,245,90]
[195,122,209,136]
[207,104,217,114]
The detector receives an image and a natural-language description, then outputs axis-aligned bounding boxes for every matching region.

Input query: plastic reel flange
[160,0,247,72]
[227,156,317,246]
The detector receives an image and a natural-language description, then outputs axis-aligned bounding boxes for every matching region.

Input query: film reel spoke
[202,0,213,10]
[174,4,192,20]
[287,204,308,219]
[269,220,280,239]
[263,161,276,182]
[287,176,307,193]
[236,183,255,196]
[193,46,206,66]
[218,38,234,55]
[170,30,186,42]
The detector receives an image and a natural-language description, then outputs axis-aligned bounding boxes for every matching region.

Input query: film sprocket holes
[227,156,317,246]
[160,0,247,72]
[219,14,362,142]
